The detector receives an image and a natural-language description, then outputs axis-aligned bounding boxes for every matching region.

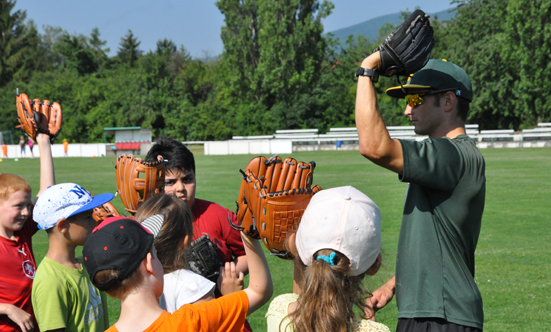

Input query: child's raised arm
[35,133,55,200]
[241,233,273,316]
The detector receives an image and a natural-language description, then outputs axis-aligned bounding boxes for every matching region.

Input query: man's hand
[218,261,244,296]
[2,304,35,332]
[366,275,395,321]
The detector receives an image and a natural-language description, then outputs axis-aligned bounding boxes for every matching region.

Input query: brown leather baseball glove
[16,92,38,139]
[15,90,63,143]
[92,202,121,224]
[233,155,321,259]
[33,99,63,143]
[115,154,166,214]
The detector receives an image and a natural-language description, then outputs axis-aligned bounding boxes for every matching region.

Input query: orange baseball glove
[115,154,166,214]
[15,92,37,139]
[15,89,63,143]
[233,155,321,259]
[92,202,121,223]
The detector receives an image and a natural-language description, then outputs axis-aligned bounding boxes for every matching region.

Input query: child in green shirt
[32,183,114,332]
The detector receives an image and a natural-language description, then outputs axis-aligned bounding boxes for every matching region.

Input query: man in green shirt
[355,54,485,332]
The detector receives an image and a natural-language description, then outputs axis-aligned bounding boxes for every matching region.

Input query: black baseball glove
[375,9,434,77]
[184,235,223,283]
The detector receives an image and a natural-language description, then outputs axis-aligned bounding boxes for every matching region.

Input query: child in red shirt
[0,133,55,332]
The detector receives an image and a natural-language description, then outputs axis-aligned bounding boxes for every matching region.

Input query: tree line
[0,0,550,143]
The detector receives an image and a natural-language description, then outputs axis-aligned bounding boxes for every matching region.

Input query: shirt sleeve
[32,274,70,330]
[400,138,463,192]
[222,210,246,258]
[101,291,109,327]
[27,205,39,236]
[179,290,249,332]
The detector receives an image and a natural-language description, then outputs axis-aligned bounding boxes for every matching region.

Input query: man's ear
[366,254,382,276]
[444,91,456,112]
[56,218,68,233]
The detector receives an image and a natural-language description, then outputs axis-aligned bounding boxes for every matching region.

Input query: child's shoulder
[267,293,299,316]
[355,319,391,332]
[35,257,86,283]
[193,199,233,220]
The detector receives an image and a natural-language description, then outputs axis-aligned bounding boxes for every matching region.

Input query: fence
[1,143,108,159]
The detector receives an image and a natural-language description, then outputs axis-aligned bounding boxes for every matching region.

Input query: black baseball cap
[386,59,473,101]
[83,217,154,291]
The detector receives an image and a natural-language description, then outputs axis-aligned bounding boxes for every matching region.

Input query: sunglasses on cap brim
[404,88,459,108]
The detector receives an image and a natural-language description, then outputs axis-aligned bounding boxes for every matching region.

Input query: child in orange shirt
[82,216,272,332]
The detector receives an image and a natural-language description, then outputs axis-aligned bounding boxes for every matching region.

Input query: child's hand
[217,261,244,296]
[5,304,34,332]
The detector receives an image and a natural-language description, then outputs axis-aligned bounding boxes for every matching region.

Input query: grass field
[1,148,550,331]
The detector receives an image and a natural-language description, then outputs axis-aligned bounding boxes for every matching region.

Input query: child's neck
[115,289,164,332]
[45,237,80,269]
[0,227,16,241]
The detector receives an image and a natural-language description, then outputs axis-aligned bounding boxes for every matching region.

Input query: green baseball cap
[386,59,473,101]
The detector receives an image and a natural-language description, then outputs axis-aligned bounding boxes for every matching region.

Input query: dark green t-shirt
[396,135,485,329]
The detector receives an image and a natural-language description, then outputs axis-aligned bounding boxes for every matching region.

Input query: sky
[14,0,454,58]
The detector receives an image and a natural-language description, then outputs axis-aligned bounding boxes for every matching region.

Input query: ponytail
[287,249,372,332]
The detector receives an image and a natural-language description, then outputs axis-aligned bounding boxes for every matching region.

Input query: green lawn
[2,148,550,331]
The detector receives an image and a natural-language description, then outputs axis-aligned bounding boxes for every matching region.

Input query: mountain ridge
[328,8,456,43]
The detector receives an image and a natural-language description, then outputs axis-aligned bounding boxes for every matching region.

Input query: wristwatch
[355,67,379,83]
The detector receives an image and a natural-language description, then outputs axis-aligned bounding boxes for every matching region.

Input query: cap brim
[386,84,432,99]
[67,193,114,219]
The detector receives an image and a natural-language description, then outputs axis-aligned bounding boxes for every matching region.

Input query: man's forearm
[356,53,392,159]
[355,52,404,174]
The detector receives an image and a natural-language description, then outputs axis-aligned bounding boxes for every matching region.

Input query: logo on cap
[69,185,89,199]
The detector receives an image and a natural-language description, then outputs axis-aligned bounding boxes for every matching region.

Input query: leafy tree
[117,29,141,67]
[0,0,28,86]
[443,0,519,129]
[11,20,52,81]
[55,33,98,75]
[89,27,109,68]
[502,0,551,126]
[217,0,260,101]
[40,25,66,67]
[217,0,333,126]
[155,38,177,56]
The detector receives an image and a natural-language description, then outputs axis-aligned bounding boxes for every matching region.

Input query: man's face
[164,168,196,210]
[403,92,443,137]
[0,190,32,237]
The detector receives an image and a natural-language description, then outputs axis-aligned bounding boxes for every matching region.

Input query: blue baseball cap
[33,183,114,230]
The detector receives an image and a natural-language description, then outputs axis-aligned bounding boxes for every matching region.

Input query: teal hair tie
[316,252,336,266]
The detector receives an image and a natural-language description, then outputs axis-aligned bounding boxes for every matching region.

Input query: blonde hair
[287,249,372,332]
[134,193,194,274]
[0,174,31,202]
